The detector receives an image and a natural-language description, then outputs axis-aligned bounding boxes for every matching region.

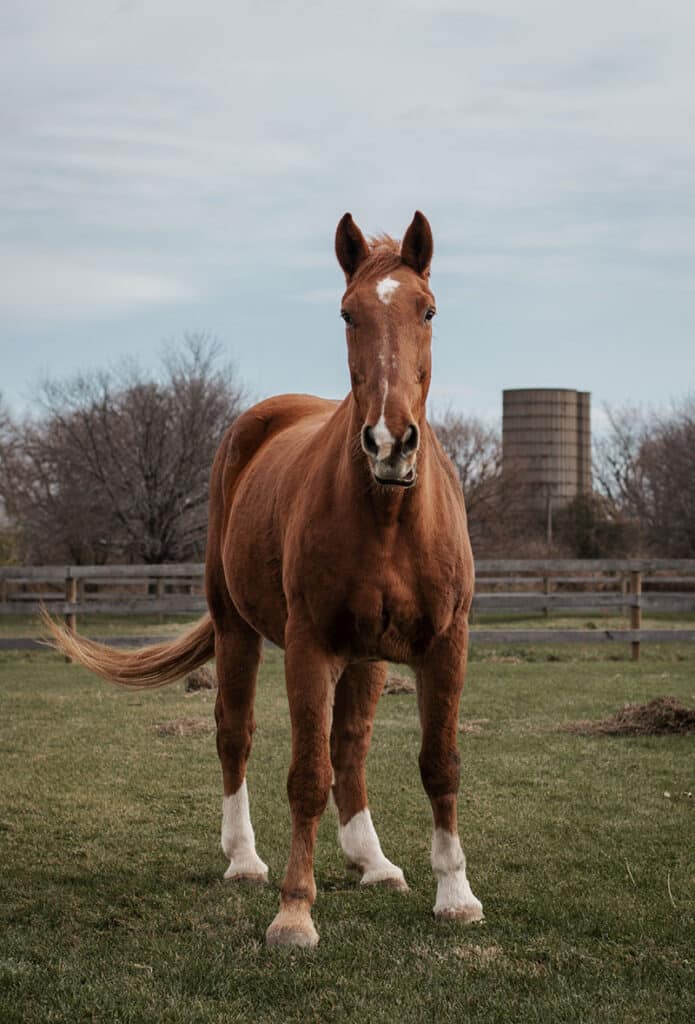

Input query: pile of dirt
[155,717,215,737]
[561,697,695,737]
[383,672,416,695]
[184,665,217,693]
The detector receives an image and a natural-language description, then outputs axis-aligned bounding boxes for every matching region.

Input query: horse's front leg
[265,620,345,949]
[331,662,407,890]
[416,622,483,922]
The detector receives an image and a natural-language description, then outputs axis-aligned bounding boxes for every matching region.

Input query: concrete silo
[502,389,591,525]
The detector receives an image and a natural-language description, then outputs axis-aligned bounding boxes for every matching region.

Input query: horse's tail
[41,608,215,689]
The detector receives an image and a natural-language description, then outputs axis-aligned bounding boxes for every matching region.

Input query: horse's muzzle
[362,421,419,488]
[373,460,417,488]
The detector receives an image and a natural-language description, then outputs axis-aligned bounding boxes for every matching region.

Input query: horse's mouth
[373,466,417,488]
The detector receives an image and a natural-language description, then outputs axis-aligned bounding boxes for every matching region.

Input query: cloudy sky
[2,0,694,426]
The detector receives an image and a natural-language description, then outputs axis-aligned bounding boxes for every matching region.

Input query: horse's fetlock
[281,887,312,904]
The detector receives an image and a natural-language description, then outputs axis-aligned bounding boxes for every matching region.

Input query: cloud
[0,248,194,321]
[1,0,694,414]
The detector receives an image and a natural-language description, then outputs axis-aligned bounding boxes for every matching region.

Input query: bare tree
[0,335,246,564]
[432,411,500,524]
[0,395,22,563]
[432,411,532,554]
[594,398,695,556]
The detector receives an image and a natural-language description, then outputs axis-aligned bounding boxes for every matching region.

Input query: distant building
[502,388,591,528]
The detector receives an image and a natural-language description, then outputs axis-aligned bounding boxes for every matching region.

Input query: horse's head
[335,211,435,488]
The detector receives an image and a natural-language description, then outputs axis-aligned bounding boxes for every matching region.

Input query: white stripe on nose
[373,381,394,454]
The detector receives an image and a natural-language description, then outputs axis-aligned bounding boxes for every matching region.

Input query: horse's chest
[324,575,450,662]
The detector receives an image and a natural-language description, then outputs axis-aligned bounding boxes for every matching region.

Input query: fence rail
[2,560,695,660]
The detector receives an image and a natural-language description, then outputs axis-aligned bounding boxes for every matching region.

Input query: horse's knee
[419,744,460,800]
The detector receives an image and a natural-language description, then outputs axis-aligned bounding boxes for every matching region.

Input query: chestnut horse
[45,211,483,948]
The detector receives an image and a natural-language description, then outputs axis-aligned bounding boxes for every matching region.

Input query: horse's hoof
[434,901,484,924]
[265,924,319,948]
[224,870,268,885]
[223,854,268,884]
[375,875,409,892]
[360,868,409,892]
[265,908,319,949]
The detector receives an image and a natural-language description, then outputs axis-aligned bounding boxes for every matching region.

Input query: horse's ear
[335,213,370,280]
[401,211,433,276]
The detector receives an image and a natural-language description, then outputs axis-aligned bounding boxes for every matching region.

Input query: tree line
[0,338,693,563]
[0,336,245,564]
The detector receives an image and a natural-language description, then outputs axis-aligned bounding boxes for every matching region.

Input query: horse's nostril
[401,423,420,456]
[361,425,379,457]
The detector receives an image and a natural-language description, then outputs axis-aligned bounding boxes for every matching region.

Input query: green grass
[1,647,693,1023]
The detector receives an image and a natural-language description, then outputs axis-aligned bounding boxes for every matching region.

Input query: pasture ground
[0,639,693,1023]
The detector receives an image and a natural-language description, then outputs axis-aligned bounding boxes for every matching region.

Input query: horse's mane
[350,235,403,284]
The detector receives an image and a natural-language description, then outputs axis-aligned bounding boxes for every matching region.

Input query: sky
[1,0,694,430]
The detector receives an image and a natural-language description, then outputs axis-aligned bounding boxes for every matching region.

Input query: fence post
[156,576,165,625]
[64,570,78,663]
[65,571,77,633]
[542,575,551,618]
[630,570,641,662]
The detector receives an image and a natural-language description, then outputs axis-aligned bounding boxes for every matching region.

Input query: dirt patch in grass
[184,665,217,692]
[451,944,501,965]
[561,696,695,736]
[383,672,416,694]
[155,717,215,737]
[459,718,490,735]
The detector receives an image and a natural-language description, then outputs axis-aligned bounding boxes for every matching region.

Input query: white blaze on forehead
[376,276,400,305]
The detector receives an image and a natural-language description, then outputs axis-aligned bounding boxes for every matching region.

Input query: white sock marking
[339,808,406,887]
[221,780,268,880]
[376,276,400,305]
[431,829,483,918]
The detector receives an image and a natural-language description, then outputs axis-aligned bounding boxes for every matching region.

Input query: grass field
[1,643,693,1023]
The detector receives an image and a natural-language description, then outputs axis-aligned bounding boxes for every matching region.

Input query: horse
[44,211,484,948]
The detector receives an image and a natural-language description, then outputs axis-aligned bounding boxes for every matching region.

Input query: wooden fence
[1,560,695,660]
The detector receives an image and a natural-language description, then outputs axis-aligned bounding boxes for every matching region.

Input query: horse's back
[214,394,336,503]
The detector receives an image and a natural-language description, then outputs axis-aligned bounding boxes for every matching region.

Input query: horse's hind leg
[214,609,268,883]
[330,662,407,890]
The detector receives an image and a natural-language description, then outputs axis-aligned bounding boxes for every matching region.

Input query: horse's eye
[341,310,353,325]
[424,308,436,323]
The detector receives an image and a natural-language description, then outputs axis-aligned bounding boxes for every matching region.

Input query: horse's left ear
[401,211,433,276]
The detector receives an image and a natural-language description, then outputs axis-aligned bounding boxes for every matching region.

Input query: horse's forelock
[349,235,403,285]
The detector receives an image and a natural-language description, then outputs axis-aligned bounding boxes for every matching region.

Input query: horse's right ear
[335,213,370,281]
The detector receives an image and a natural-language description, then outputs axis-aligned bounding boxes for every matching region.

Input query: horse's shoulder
[220,394,337,481]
